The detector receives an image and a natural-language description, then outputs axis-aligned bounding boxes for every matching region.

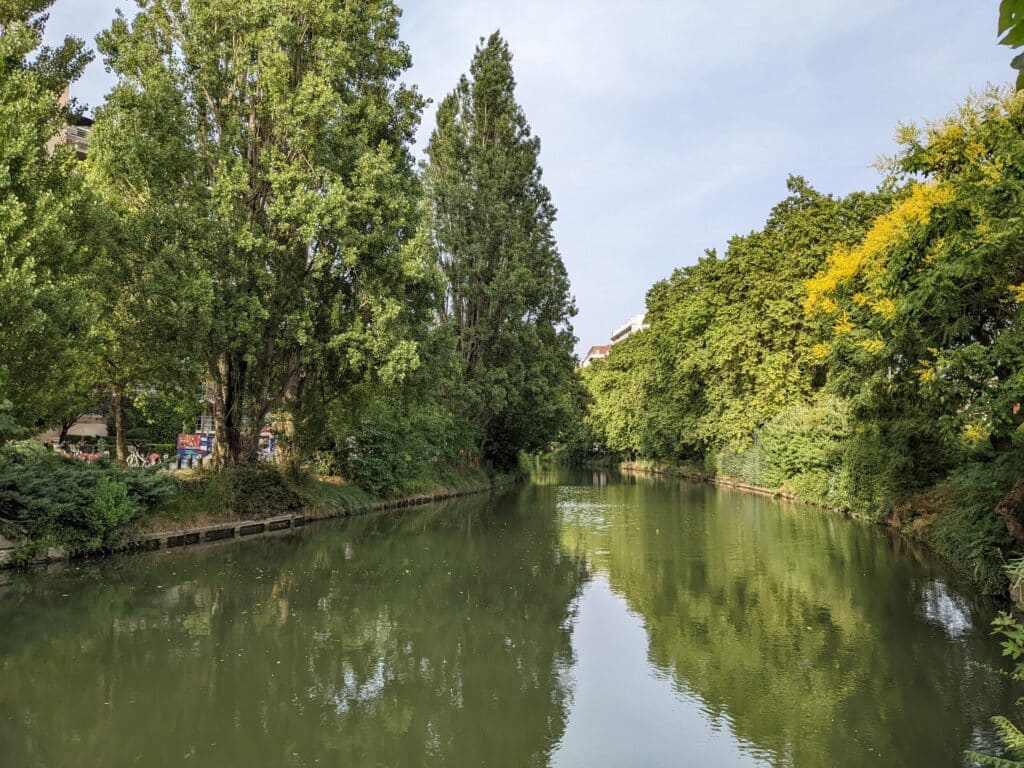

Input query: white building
[581,345,610,367]
[610,313,647,345]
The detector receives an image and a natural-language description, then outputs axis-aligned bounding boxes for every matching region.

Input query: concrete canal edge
[0,479,516,570]
[618,460,810,504]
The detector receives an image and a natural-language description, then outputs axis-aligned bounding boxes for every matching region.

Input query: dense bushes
[218,463,304,519]
[837,417,955,520]
[124,391,199,445]
[0,441,177,558]
[696,397,851,508]
[578,91,1024,592]
[330,403,467,497]
[924,456,1024,594]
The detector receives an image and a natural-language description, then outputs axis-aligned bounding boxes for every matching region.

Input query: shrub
[221,462,304,519]
[80,476,138,552]
[711,442,771,487]
[760,397,850,495]
[926,454,1023,594]
[339,402,462,496]
[838,417,955,520]
[0,440,177,557]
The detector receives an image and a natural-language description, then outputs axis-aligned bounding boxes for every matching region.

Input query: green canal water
[0,470,1018,767]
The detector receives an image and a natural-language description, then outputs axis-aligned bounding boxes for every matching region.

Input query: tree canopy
[0,6,579,485]
[0,0,93,437]
[91,0,428,465]
[423,32,576,468]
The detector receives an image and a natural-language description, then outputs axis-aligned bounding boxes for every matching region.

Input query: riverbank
[0,451,519,568]
[607,458,1018,600]
[618,459,809,504]
[1,468,1013,767]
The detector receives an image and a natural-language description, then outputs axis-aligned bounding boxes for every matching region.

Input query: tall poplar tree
[423,32,576,467]
[93,0,424,465]
[0,1,93,436]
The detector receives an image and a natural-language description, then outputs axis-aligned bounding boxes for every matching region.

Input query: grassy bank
[142,463,507,533]
[0,440,516,567]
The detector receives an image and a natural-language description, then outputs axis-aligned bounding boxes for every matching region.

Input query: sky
[43,0,1012,357]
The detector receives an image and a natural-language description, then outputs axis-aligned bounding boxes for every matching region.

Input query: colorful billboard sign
[177,433,214,458]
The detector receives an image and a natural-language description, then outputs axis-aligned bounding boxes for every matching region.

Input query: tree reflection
[557,474,1015,767]
[0,486,587,768]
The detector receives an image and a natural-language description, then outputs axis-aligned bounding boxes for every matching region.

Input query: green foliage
[0,391,26,443]
[310,317,477,495]
[125,390,199,444]
[710,444,771,488]
[1001,0,1024,89]
[219,464,304,520]
[1006,558,1024,593]
[927,456,1022,594]
[582,336,658,459]
[0,1,96,436]
[760,397,851,505]
[423,32,577,468]
[967,614,1024,766]
[84,476,137,550]
[0,440,176,556]
[550,371,602,463]
[326,391,465,496]
[3,1,571,512]
[838,417,953,520]
[809,92,1024,474]
[760,398,850,484]
[578,91,1024,601]
[689,397,853,507]
[343,407,434,497]
[994,613,1024,679]
[581,177,893,471]
[93,0,426,465]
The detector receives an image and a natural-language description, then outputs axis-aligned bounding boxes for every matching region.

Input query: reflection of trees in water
[0,486,587,768]
[558,477,1014,767]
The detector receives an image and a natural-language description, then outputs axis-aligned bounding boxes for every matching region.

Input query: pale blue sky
[44,1,1011,356]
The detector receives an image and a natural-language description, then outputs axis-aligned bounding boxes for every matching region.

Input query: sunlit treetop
[804,182,953,322]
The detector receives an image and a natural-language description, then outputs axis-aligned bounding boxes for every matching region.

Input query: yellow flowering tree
[808,89,1024,456]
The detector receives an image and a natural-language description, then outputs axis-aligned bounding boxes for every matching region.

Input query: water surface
[0,470,1016,766]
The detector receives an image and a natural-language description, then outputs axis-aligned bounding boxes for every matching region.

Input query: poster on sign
[177,433,214,458]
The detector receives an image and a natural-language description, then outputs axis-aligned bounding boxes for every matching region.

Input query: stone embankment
[0,485,500,569]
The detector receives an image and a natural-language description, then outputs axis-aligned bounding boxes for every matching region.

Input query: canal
[0,469,1016,766]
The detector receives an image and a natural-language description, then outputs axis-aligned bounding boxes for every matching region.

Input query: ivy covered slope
[0,3,577,562]
[575,89,1024,594]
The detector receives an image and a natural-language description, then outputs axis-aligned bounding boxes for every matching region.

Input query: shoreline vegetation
[603,458,1017,598]
[2,8,577,570]
[4,0,1024,762]
[565,89,1024,607]
[0,449,518,569]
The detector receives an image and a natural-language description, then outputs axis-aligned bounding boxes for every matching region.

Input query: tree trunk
[212,353,262,467]
[997,480,1024,546]
[276,367,303,467]
[275,410,300,466]
[112,387,127,464]
[58,414,78,444]
[213,411,261,466]
[213,394,253,466]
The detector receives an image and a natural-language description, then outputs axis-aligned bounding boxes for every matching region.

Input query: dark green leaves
[999,0,1024,88]
[423,32,576,467]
